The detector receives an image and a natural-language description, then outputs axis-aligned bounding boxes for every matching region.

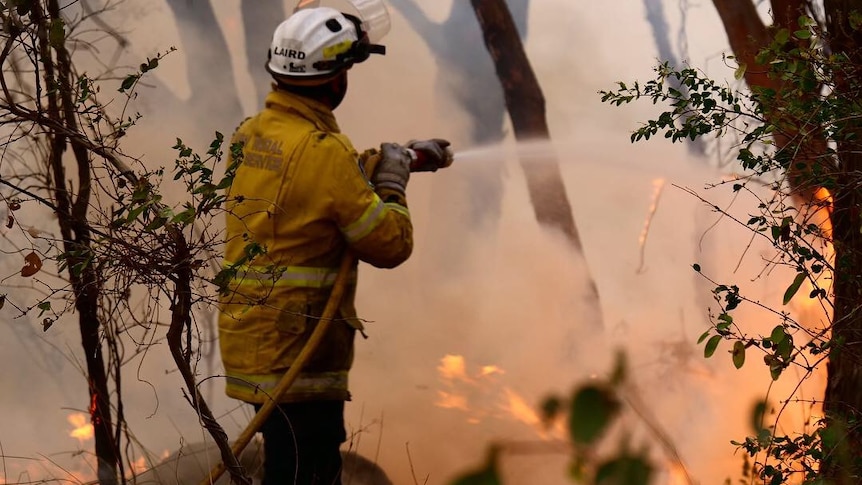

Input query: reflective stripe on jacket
[218,88,413,404]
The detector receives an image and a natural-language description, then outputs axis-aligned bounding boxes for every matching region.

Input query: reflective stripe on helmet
[225,370,348,400]
[230,264,356,288]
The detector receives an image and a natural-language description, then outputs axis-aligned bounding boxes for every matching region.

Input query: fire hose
[200,250,357,485]
[200,145,453,485]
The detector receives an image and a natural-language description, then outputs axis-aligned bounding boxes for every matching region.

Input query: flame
[127,448,171,478]
[131,456,148,475]
[438,354,471,382]
[67,412,94,442]
[789,187,834,335]
[479,365,505,377]
[637,178,666,272]
[501,387,540,427]
[666,462,693,485]
[435,354,554,436]
[435,390,469,411]
[0,450,96,484]
[811,187,833,239]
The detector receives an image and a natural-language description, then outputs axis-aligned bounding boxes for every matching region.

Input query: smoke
[0,1,826,484]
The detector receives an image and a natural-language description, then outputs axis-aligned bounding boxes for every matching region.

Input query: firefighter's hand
[407,139,453,171]
[372,143,411,195]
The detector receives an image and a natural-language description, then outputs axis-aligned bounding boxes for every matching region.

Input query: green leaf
[776,334,794,361]
[144,216,167,231]
[751,400,768,434]
[450,447,501,485]
[37,301,51,314]
[595,454,653,485]
[140,57,159,72]
[734,63,747,80]
[770,326,786,345]
[126,204,147,222]
[732,341,746,369]
[783,272,807,305]
[568,385,619,446]
[540,396,562,426]
[16,0,31,16]
[170,207,196,225]
[704,335,722,358]
[49,18,65,48]
[119,74,138,92]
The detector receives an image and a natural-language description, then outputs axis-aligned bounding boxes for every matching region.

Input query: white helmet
[267,6,386,83]
[293,0,391,43]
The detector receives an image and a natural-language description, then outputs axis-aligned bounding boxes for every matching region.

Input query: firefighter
[218,3,451,485]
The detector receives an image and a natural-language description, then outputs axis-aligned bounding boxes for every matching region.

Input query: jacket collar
[264,86,341,133]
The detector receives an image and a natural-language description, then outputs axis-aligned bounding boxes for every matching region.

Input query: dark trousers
[254,400,346,485]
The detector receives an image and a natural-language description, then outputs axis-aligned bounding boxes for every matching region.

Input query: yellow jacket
[218,88,413,403]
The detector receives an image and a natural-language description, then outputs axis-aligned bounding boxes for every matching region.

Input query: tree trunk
[469,0,602,319]
[34,1,121,482]
[712,0,862,479]
[388,0,529,229]
[469,0,576,241]
[824,159,862,483]
[166,228,251,485]
[164,0,244,122]
[711,0,827,206]
[819,3,862,481]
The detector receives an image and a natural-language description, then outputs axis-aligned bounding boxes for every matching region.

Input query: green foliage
[0,3,259,482]
[453,353,653,485]
[450,447,502,485]
[731,401,828,484]
[601,11,862,484]
[594,449,653,485]
[568,385,620,446]
[118,53,169,93]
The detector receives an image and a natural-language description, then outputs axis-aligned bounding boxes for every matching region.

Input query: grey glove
[406,138,453,172]
[371,143,412,195]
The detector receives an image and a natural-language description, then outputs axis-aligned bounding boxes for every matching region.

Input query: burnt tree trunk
[389,0,530,228]
[34,1,121,482]
[820,3,862,481]
[712,0,862,480]
[469,0,602,326]
[712,0,828,206]
[469,0,577,241]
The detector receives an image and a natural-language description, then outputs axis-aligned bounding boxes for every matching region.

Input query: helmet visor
[292,0,390,43]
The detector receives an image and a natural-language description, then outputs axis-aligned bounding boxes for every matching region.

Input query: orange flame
[637,178,666,272]
[666,462,692,485]
[501,387,541,427]
[789,187,834,335]
[812,187,833,239]
[479,365,505,377]
[126,448,171,478]
[438,354,471,382]
[67,412,94,442]
[435,391,469,411]
[435,355,554,434]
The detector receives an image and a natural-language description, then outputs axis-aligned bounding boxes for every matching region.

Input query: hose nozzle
[406,146,454,173]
